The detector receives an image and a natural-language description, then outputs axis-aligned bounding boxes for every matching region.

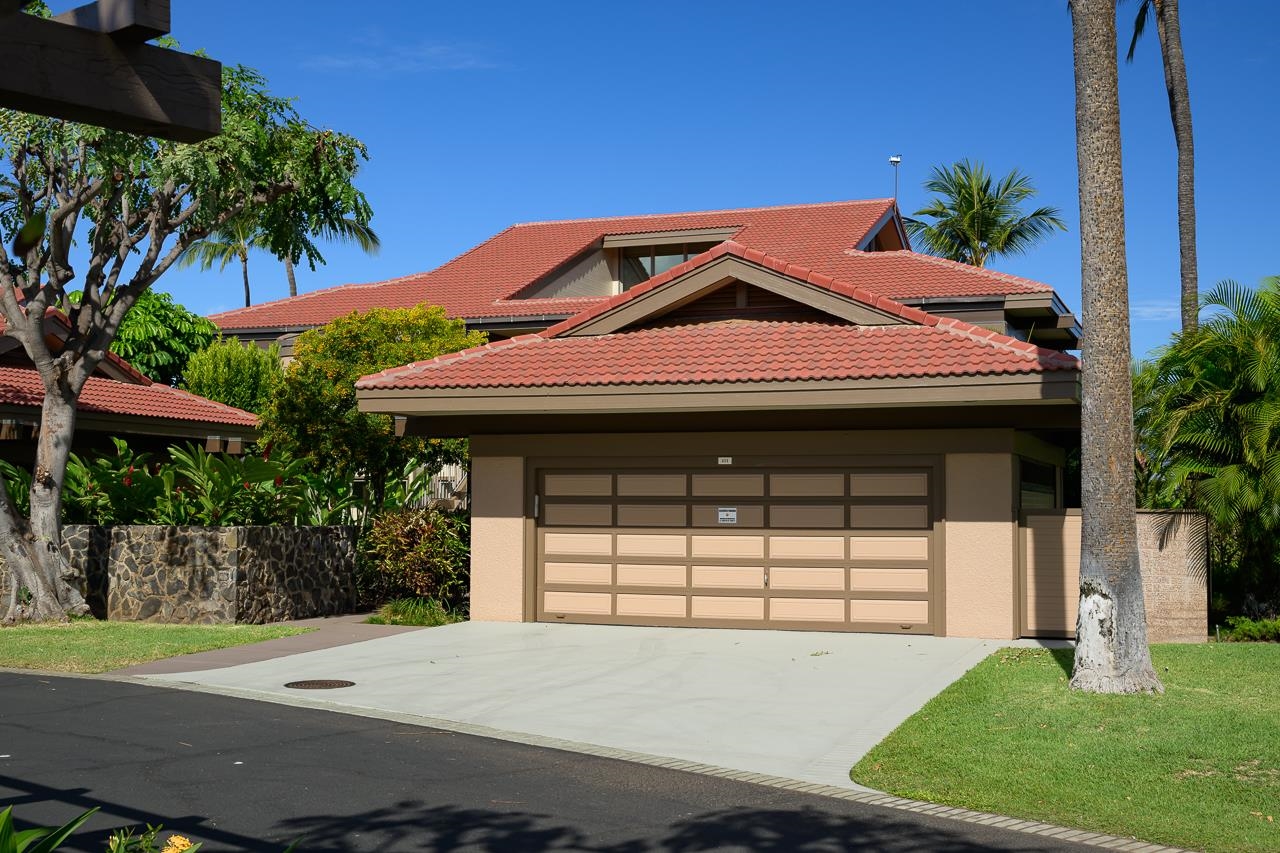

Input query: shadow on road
[3,776,1053,852]
[276,801,1039,852]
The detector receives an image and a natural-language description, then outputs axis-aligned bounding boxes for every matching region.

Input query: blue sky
[154,1,1276,359]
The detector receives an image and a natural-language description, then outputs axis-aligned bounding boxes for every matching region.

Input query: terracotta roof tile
[356,321,1078,392]
[0,366,257,428]
[212,200,900,329]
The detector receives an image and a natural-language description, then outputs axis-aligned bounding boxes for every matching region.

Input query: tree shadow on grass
[1047,646,1075,677]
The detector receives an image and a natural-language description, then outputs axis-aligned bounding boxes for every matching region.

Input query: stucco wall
[1136,512,1207,642]
[1019,511,1207,642]
[944,453,1017,639]
[469,455,525,621]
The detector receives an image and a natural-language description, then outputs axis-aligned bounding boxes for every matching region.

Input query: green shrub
[1222,615,1280,642]
[182,338,283,414]
[360,509,469,607]
[367,596,463,626]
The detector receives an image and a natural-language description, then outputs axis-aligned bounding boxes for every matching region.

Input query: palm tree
[1068,0,1162,694]
[180,215,380,305]
[1137,279,1280,604]
[178,217,258,307]
[1125,0,1198,332]
[903,160,1066,268]
[282,215,381,298]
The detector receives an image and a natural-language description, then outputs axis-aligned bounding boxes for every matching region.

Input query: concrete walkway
[135,622,1034,790]
[115,614,424,675]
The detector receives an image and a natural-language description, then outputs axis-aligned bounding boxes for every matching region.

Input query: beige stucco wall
[944,452,1017,639]
[469,455,525,621]
[1136,512,1207,642]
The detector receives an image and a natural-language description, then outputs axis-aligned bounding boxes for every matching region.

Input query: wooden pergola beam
[53,0,169,41]
[0,1,220,143]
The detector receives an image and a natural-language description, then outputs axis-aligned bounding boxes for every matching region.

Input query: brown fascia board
[562,256,908,337]
[358,372,1080,418]
[0,404,257,440]
[601,227,741,248]
[464,314,576,330]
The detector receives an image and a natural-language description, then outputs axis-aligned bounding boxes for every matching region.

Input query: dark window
[1019,459,1058,510]
[618,242,721,290]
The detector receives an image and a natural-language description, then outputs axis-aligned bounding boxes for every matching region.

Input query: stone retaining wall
[2,525,356,624]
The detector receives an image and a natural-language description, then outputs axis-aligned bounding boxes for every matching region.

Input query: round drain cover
[283,679,355,690]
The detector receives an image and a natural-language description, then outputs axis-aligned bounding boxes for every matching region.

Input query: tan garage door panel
[537,465,936,634]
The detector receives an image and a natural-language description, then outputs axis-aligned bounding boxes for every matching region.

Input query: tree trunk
[1068,0,1162,693]
[0,386,90,622]
[241,251,251,307]
[1154,0,1198,332]
[285,256,298,298]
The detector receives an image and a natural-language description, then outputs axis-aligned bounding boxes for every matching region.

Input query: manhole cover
[283,679,355,690]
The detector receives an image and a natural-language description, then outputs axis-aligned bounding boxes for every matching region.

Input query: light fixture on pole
[888,154,903,201]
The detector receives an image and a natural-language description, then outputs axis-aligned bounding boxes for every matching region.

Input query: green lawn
[852,644,1280,853]
[0,620,309,673]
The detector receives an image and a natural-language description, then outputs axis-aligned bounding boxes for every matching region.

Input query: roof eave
[357,372,1081,419]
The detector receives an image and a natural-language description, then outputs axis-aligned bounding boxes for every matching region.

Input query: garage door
[535,466,937,633]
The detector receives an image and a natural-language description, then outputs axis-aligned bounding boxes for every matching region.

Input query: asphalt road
[0,672,1094,852]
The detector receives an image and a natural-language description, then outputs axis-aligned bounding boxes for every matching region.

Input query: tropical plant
[70,289,219,386]
[182,338,283,413]
[157,444,306,526]
[367,596,463,627]
[1124,0,1198,332]
[1135,278,1280,608]
[260,304,484,513]
[282,214,380,298]
[0,53,373,622]
[360,508,470,608]
[177,216,260,308]
[62,438,165,525]
[903,160,1066,267]
[0,805,97,853]
[1068,0,1162,693]
[182,203,380,304]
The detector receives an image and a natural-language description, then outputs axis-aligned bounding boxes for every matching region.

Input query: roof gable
[546,242,914,338]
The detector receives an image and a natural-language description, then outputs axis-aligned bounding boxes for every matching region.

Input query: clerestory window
[618,242,721,289]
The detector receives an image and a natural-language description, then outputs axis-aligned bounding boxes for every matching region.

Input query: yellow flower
[162,836,194,853]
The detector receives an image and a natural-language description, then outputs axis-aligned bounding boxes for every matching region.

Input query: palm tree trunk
[240,251,251,308]
[285,256,298,298]
[1153,0,1198,332]
[1068,0,1162,694]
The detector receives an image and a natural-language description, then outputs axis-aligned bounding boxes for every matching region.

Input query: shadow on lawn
[1047,647,1075,677]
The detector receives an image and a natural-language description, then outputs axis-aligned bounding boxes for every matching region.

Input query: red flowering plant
[62,438,165,525]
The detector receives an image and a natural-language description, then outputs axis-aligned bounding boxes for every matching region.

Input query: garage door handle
[534,495,540,519]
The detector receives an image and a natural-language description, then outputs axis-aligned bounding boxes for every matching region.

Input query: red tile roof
[356,321,1078,391]
[540,241,1043,338]
[0,366,258,429]
[219,198,1046,331]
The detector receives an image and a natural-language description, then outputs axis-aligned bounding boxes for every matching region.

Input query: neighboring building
[209,199,1080,351]
[0,315,256,464]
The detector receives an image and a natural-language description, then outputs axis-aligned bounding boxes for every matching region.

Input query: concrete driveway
[137,622,1016,790]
